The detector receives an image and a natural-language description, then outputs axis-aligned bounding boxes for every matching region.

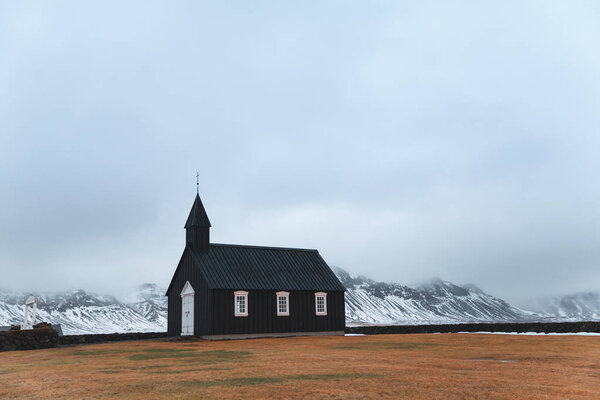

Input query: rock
[33,322,53,330]
[0,326,59,352]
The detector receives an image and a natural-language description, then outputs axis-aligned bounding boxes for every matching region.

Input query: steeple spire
[185,191,211,251]
[185,193,211,228]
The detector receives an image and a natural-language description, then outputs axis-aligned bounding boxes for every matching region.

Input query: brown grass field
[1,333,599,399]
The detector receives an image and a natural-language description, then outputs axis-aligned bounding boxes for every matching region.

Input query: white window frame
[234,290,248,317]
[276,291,290,316]
[315,292,327,316]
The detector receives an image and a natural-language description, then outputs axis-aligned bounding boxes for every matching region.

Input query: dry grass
[1,333,599,399]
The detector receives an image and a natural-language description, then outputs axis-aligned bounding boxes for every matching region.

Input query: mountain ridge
[528,291,600,320]
[1,269,597,335]
[0,284,166,335]
[334,267,537,325]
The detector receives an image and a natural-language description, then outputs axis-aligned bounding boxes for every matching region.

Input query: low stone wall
[4,321,599,351]
[345,321,600,335]
[0,327,59,352]
[58,331,168,346]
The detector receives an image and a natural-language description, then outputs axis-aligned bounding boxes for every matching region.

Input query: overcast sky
[1,1,599,307]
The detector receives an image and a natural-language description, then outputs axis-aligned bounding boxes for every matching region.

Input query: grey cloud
[1,1,599,305]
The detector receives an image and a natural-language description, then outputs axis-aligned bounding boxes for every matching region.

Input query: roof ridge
[209,243,318,252]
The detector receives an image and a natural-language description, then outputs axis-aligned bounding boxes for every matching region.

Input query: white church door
[181,281,195,336]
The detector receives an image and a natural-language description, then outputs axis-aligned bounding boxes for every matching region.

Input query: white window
[315,292,327,316]
[234,291,248,317]
[276,291,290,316]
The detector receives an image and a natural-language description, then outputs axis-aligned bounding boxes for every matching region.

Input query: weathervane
[196,172,199,194]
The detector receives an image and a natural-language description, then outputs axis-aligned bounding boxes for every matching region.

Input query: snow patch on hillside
[335,267,538,325]
[0,285,166,335]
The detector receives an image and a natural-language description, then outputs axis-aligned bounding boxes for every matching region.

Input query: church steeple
[185,193,211,252]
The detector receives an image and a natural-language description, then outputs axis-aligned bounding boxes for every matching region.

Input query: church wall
[209,289,345,335]
[167,248,211,336]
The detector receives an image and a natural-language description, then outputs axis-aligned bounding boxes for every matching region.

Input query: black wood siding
[210,290,345,335]
[167,248,212,336]
[186,226,209,252]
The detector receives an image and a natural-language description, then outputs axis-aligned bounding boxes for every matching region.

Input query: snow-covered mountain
[0,284,167,335]
[334,267,537,325]
[3,270,594,335]
[529,291,600,320]
[128,283,168,326]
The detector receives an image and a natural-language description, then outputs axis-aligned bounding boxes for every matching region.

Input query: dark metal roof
[187,243,345,291]
[184,194,211,228]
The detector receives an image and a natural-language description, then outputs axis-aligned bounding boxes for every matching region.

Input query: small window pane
[236,295,246,314]
[278,296,287,314]
[316,296,325,314]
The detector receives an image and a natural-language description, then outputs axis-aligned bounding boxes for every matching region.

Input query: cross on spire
[196,172,199,194]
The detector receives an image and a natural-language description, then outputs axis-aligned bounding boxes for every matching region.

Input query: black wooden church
[166,193,345,339]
